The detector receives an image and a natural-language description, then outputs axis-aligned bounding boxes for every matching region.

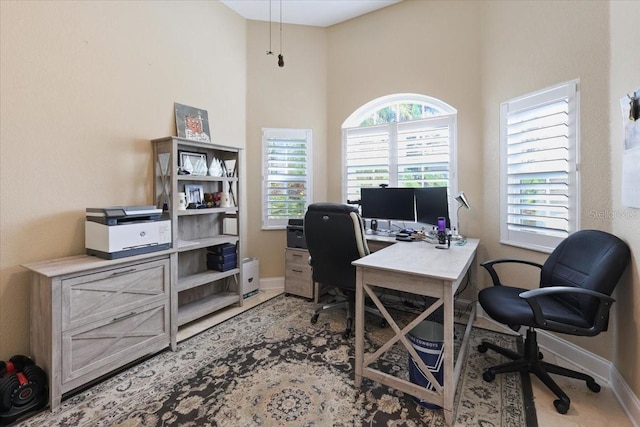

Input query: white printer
[85,206,172,259]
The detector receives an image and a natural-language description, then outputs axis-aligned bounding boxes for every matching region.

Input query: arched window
[342,93,458,227]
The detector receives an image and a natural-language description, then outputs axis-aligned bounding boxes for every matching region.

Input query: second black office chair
[477,229,630,414]
[304,203,385,338]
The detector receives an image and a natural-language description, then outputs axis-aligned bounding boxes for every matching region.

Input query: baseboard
[477,305,639,425]
[535,330,610,383]
[259,277,284,291]
[610,363,640,427]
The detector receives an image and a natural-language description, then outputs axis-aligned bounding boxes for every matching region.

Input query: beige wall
[481,0,639,397]
[610,0,640,396]
[481,0,613,351]
[0,1,246,356]
[245,21,327,279]
[326,0,484,239]
[1,0,638,400]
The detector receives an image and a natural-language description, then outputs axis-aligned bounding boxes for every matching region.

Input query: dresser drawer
[62,300,169,387]
[62,257,169,331]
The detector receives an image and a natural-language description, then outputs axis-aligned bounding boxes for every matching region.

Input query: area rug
[18,295,536,427]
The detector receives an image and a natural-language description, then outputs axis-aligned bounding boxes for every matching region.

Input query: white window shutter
[344,124,391,201]
[500,81,579,252]
[262,128,313,230]
[397,117,453,188]
[345,116,455,195]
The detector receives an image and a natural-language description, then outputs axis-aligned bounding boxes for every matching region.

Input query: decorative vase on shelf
[220,191,231,208]
[208,157,221,176]
[177,192,188,210]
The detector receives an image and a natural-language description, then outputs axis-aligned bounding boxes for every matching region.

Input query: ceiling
[219,0,402,28]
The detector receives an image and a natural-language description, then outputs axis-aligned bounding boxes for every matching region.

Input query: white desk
[353,238,479,425]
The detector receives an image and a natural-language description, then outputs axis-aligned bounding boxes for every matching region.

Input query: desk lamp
[453,191,470,241]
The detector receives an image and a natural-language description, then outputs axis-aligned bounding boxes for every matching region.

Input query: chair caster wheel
[478,343,488,353]
[380,320,387,328]
[482,370,495,382]
[311,314,319,324]
[587,379,601,393]
[553,398,570,414]
[342,330,352,339]
[538,352,544,360]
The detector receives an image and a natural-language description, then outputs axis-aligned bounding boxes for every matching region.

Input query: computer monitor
[360,187,415,221]
[415,187,450,228]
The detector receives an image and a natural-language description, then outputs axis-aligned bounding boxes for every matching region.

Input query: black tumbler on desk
[437,217,447,244]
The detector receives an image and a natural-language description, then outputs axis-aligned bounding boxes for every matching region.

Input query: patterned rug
[18,295,536,427]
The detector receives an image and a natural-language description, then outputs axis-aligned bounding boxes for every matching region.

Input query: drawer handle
[112,311,137,322]
[111,268,136,276]
[292,254,302,258]
[292,269,303,273]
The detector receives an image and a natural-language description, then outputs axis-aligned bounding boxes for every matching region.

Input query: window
[262,128,312,230]
[500,80,580,252]
[342,94,458,224]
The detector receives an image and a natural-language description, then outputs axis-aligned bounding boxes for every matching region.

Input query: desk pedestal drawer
[285,248,313,299]
[285,268,313,299]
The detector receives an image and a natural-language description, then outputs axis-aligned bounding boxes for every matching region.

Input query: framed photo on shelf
[179,150,208,176]
[224,159,237,177]
[175,103,211,143]
[184,184,204,206]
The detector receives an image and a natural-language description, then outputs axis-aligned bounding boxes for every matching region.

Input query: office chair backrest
[540,229,630,325]
[304,203,369,290]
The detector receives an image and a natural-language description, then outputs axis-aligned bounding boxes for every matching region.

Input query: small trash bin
[242,257,259,299]
[407,320,444,409]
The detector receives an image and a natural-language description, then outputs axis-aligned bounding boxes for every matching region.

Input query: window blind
[397,117,451,188]
[344,115,455,201]
[344,124,391,200]
[500,81,579,252]
[262,129,312,229]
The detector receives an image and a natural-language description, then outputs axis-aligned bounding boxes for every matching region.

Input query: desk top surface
[353,238,479,281]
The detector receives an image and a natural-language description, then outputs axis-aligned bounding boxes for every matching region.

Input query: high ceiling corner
[220,0,402,28]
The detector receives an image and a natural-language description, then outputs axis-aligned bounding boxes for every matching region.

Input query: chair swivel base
[310,300,385,339]
[477,328,601,414]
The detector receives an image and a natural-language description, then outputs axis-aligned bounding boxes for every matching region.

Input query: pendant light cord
[279,0,283,55]
[267,0,273,55]
[277,0,284,67]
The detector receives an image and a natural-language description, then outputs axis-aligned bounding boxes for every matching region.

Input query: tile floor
[471,317,633,427]
[180,289,634,426]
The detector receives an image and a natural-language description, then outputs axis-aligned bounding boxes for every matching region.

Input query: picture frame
[175,103,211,143]
[179,150,208,176]
[184,184,205,206]
[224,159,237,177]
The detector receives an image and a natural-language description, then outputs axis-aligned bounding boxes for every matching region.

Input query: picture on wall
[175,103,211,143]
[620,88,640,208]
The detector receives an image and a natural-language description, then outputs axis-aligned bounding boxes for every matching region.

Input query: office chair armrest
[519,287,616,336]
[480,258,543,287]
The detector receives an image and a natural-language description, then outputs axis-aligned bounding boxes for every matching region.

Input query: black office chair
[304,203,385,338]
[477,229,630,414]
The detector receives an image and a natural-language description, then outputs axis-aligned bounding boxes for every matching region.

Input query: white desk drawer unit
[24,253,171,410]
